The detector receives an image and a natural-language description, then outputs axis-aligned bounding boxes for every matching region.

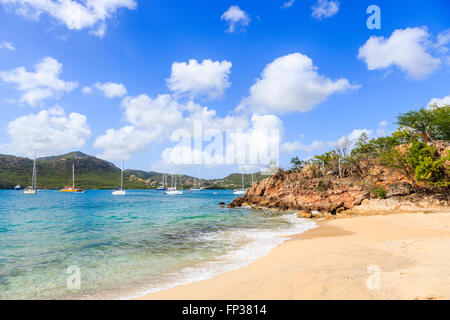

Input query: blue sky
[0,0,449,178]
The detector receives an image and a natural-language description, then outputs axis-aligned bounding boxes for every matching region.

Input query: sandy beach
[138,212,450,300]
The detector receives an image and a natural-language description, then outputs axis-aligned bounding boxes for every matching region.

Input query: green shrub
[375,187,387,199]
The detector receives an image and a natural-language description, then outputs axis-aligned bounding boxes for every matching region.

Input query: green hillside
[0,152,149,189]
[0,152,266,189]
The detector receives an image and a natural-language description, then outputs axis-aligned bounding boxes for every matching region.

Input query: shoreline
[136,211,450,300]
[119,213,317,300]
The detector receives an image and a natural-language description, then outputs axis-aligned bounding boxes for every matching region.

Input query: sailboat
[156,173,167,190]
[165,174,183,195]
[190,171,201,191]
[60,163,85,193]
[24,151,37,195]
[112,161,126,195]
[233,172,247,195]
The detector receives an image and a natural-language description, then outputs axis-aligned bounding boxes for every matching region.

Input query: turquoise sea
[0,189,315,299]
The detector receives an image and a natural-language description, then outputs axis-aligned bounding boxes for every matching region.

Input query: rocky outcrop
[228,164,449,217]
[228,170,371,214]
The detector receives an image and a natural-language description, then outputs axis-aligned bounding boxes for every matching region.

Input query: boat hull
[165,190,183,195]
[60,189,85,193]
[23,189,36,195]
[112,190,126,195]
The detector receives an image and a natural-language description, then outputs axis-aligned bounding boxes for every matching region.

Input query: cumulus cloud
[83,82,127,98]
[311,0,340,20]
[0,106,90,157]
[281,140,325,154]
[161,113,282,167]
[281,0,295,9]
[0,0,137,38]
[358,27,442,80]
[0,41,15,51]
[81,86,92,94]
[167,59,232,99]
[94,93,249,161]
[436,29,450,50]
[428,95,450,108]
[121,94,185,137]
[0,56,78,106]
[221,5,250,33]
[282,122,391,160]
[239,53,359,114]
[376,120,388,136]
[338,128,372,144]
[94,126,152,160]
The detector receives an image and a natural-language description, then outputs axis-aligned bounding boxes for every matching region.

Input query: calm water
[0,189,315,299]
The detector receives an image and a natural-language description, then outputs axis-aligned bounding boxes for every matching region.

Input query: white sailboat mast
[32,150,37,189]
[121,160,124,189]
[72,163,75,187]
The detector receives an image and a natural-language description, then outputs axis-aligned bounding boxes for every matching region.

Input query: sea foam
[125,214,316,299]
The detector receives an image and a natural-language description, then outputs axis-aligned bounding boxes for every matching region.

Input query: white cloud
[341,128,372,142]
[121,94,185,138]
[93,82,127,98]
[239,53,359,114]
[282,0,295,9]
[94,93,248,161]
[281,140,325,154]
[221,5,250,33]
[161,113,282,167]
[167,59,232,99]
[358,27,441,80]
[0,106,90,157]
[0,41,15,51]
[0,0,137,38]
[282,123,390,159]
[332,128,373,151]
[378,120,388,127]
[0,56,78,106]
[376,120,388,136]
[437,29,450,49]
[94,126,151,160]
[81,86,92,94]
[311,0,340,20]
[428,95,450,108]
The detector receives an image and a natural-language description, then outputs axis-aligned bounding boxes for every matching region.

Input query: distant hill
[0,152,146,189]
[0,152,266,189]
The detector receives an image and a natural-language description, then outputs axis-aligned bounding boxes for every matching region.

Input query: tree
[382,141,449,191]
[406,141,449,187]
[351,132,373,158]
[396,105,450,142]
[335,137,352,177]
[290,156,305,172]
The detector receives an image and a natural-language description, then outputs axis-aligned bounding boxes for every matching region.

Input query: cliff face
[228,161,449,216]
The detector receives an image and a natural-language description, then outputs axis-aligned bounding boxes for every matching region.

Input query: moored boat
[233,172,247,195]
[164,174,183,195]
[60,164,85,193]
[112,161,126,196]
[24,150,37,195]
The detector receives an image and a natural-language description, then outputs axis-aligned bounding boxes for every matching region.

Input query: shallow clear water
[0,189,315,299]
